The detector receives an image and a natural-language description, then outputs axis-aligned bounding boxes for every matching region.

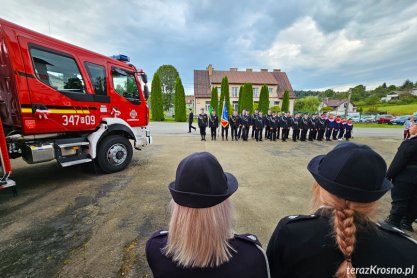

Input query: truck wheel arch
[87,118,136,159]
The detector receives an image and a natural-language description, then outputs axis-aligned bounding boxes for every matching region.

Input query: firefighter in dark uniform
[386,121,417,231]
[255,111,265,142]
[279,112,290,142]
[237,110,244,140]
[188,108,196,133]
[300,113,309,141]
[267,142,417,278]
[276,112,281,140]
[291,113,300,142]
[197,108,208,141]
[316,113,326,141]
[265,109,272,140]
[325,113,335,141]
[230,111,239,141]
[269,112,278,141]
[209,110,219,141]
[241,110,250,141]
[146,152,270,278]
[307,114,317,141]
[251,109,259,139]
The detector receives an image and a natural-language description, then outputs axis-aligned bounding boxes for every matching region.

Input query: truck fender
[87,118,135,159]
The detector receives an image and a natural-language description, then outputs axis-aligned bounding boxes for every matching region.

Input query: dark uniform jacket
[308,118,316,130]
[241,114,250,127]
[266,208,417,278]
[300,118,309,130]
[209,115,219,128]
[317,117,326,130]
[291,117,300,129]
[230,115,239,128]
[279,116,289,129]
[146,230,270,278]
[270,116,278,129]
[255,115,265,129]
[188,112,194,123]
[387,136,417,181]
[198,113,208,128]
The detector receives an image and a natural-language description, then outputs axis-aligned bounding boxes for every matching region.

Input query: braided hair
[311,183,378,278]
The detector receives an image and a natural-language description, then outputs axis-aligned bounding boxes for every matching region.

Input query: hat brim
[168,172,238,208]
[307,155,392,203]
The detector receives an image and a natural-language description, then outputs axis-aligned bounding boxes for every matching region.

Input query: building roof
[194,67,295,99]
[321,99,349,107]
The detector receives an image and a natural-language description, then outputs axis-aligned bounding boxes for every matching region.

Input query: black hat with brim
[169,152,238,208]
[307,142,392,203]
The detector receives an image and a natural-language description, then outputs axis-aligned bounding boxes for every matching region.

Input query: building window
[274,101,280,106]
[217,87,221,94]
[205,101,210,111]
[231,87,238,97]
[232,101,238,112]
[253,87,259,97]
[268,87,273,94]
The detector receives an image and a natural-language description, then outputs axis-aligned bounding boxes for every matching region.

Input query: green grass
[354,123,402,128]
[360,103,417,115]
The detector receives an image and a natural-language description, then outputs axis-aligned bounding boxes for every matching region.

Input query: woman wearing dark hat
[267,142,417,278]
[146,152,270,278]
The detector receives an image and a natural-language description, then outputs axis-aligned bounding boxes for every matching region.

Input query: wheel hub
[107,144,127,165]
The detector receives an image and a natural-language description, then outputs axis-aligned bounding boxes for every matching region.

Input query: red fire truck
[0,18,152,192]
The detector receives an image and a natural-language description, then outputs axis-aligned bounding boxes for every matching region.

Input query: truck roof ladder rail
[0,117,17,195]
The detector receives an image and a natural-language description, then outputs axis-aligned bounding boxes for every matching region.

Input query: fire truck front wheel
[96,135,133,173]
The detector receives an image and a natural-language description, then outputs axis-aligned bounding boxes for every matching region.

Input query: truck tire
[96,135,133,173]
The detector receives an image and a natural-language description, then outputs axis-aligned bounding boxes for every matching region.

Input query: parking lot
[0,123,413,277]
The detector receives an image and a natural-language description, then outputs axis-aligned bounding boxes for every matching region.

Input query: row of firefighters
[196,109,353,142]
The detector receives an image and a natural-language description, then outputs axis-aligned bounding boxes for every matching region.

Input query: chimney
[246,68,252,72]
[260,69,268,72]
[230,68,238,72]
[273,69,281,72]
[207,64,213,76]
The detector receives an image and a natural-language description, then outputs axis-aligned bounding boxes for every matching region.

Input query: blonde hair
[312,183,378,278]
[164,199,234,268]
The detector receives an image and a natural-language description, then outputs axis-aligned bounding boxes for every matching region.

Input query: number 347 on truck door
[62,115,96,126]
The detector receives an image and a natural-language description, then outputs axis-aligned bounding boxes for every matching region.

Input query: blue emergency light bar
[110,54,130,62]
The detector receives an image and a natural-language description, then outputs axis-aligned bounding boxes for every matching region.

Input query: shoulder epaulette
[376,222,417,245]
[282,214,319,225]
[149,230,168,239]
[234,233,262,246]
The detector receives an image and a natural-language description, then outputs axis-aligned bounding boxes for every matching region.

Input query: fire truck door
[18,36,98,133]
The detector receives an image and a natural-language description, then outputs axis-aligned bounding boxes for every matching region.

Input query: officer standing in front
[300,113,309,141]
[385,121,417,232]
[265,109,272,140]
[279,112,290,142]
[241,110,250,141]
[251,109,259,139]
[198,108,208,141]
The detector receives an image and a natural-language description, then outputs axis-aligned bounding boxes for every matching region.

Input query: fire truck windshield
[112,67,140,103]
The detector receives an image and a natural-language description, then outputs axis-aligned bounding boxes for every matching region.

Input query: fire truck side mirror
[141,72,148,84]
[144,84,150,100]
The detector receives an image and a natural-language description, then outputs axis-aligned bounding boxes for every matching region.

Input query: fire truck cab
[0,18,152,191]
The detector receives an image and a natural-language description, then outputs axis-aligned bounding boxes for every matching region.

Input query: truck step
[57,153,92,167]
[55,137,89,148]
[0,179,16,189]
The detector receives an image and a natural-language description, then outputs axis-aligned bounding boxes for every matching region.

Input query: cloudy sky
[1,0,417,93]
